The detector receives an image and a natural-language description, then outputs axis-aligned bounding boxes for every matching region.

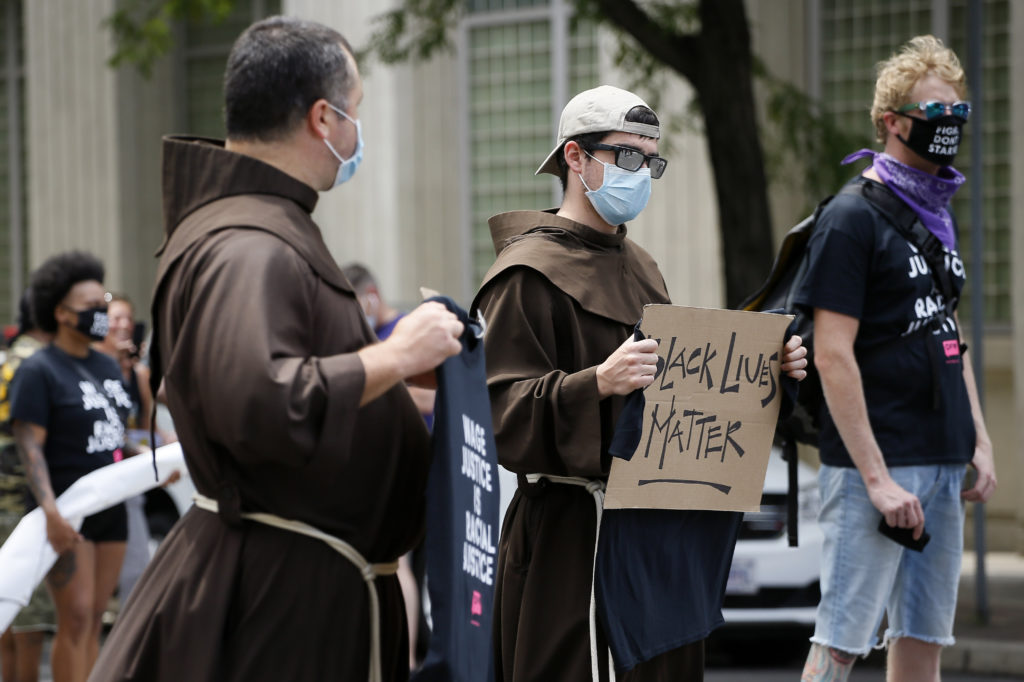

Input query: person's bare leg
[801,643,856,682]
[87,541,126,673]
[887,637,940,682]
[13,630,46,682]
[397,552,419,670]
[47,542,96,682]
[1,626,16,681]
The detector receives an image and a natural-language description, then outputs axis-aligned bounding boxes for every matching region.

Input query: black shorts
[79,503,128,543]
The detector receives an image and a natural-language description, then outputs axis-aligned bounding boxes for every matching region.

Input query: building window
[949,0,1011,326]
[0,0,26,326]
[819,1,932,137]
[180,0,281,138]
[464,0,598,284]
[816,0,1011,327]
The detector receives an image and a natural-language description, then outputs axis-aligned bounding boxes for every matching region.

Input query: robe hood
[155,136,349,293]
[476,209,670,325]
[149,135,353,411]
[160,135,319,244]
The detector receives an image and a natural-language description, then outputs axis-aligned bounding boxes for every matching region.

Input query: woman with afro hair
[9,251,133,682]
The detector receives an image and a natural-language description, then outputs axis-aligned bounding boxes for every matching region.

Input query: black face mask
[68,307,109,341]
[896,114,963,167]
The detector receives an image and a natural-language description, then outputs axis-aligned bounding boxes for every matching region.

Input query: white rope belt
[524,474,615,682]
[193,494,397,682]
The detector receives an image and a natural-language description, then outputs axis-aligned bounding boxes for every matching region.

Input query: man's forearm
[357,343,405,407]
[961,348,992,449]
[15,431,56,514]
[817,350,890,485]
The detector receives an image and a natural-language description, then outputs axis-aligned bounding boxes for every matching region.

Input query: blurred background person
[93,294,168,606]
[0,289,55,682]
[10,251,132,682]
[343,262,435,422]
[92,295,156,438]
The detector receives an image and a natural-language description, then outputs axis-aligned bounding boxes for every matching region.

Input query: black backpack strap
[853,182,959,313]
[848,180,963,409]
[53,350,105,390]
[782,436,798,547]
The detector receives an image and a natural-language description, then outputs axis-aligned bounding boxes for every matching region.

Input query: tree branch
[584,0,700,85]
[105,0,235,77]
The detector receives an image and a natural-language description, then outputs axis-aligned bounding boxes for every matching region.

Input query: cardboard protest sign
[605,305,793,512]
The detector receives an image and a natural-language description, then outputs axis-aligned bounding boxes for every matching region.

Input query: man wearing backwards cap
[473,86,807,681]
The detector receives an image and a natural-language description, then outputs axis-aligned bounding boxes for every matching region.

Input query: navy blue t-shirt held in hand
[414,297,497,682]
[9,345,131,501]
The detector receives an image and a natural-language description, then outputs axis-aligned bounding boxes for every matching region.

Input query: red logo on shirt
[470,589,483,627]
[943,340,961,362]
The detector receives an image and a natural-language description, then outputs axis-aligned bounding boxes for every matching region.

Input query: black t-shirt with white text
[794,176,975,468]
[10,345,131,500]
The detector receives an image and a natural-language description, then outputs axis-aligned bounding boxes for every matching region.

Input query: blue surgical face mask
[324,104,364,188]
[579,151,651,225]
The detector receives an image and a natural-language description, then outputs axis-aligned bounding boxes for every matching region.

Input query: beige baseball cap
[535,85,660,177]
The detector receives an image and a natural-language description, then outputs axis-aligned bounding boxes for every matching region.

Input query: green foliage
[360,0,463,65]
[360,0,862,204]
[104,0,866,211]
[573,0,699,34]
[105,0,235,77]
[582,2,702,157]
[758,64,875,212]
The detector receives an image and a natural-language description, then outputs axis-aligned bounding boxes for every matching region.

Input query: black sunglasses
[586,143,667,179]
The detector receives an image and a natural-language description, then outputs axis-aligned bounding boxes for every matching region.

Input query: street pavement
[707,550,1024,680]
[945,551,1024,677]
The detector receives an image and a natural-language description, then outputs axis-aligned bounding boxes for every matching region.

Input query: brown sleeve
[477,267,605,477]
[175,229,365,468]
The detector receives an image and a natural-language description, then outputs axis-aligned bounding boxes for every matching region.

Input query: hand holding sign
[596,337,660,398]
[781,335,808,380]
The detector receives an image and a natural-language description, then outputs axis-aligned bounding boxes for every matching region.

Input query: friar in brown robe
[89,17,464,682]
[473,87,807,682]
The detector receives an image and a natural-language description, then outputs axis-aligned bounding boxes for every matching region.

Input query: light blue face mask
[579,151,652,225]
[324,103,364,188]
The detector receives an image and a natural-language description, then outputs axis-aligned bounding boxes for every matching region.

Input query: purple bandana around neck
[841,148,965,250]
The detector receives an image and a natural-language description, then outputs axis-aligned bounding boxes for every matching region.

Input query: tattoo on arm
[47,550,77,589]
[14,423,55,510]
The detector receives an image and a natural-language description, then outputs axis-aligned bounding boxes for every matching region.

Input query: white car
[721,447,823,627]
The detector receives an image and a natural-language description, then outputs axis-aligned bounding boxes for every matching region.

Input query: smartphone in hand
[878,517,930,552]
[131,322,146,359]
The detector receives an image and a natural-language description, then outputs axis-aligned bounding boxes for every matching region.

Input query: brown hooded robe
[88,137,429,682]
[473,211,705,681]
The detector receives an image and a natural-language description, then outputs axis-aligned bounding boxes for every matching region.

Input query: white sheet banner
[0,443,190,630]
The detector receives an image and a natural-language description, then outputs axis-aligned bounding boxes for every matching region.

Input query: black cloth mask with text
[897,114,962,167]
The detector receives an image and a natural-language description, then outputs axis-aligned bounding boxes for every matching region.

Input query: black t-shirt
[417,297,497,681]
[794,176,975,468]
[9,346,131,498]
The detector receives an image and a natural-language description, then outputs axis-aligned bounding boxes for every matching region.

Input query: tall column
[283,0,464,306]
[1010,0,1024,553]
[24,0,122,285]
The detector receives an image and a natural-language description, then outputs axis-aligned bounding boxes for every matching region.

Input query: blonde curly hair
[871,35,967,143]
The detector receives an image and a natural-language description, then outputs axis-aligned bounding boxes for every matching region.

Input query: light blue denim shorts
[810,463,966,655]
